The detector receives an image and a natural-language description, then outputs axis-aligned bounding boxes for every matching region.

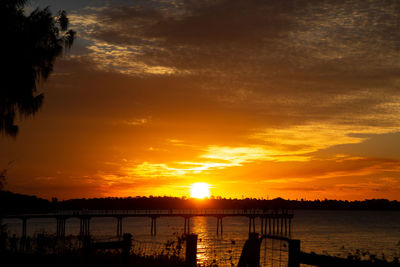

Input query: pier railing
[51,208,293,216]
[5,209,293,238]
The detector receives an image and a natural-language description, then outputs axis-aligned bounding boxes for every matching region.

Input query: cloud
[201,145,310,163]
[315,132,400,160]
[251,123,400,156]
[122,117,151,126]
[69,0,400,78]
[3,0,400,199]
[64,0,400,132]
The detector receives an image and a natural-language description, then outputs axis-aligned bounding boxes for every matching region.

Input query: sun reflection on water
[191,216,245,266]
[191,216,211,265]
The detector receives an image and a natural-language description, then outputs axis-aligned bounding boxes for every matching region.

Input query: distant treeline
[0,190,51,214]
[2,190,400,214]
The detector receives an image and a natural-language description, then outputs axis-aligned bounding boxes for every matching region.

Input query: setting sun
[190,182,211,199]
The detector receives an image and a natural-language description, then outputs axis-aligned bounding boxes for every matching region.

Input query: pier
[5,209,293,238]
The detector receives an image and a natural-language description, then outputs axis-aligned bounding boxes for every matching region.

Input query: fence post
[185,234,197,267]
[122,233,132,267]
[288,239,300,267]
[238,233,262,267]
[122,233,132,255]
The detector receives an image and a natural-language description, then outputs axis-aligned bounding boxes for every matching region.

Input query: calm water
[3,210,400,265]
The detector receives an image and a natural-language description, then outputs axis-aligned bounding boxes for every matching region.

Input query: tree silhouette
[0,0,75,136]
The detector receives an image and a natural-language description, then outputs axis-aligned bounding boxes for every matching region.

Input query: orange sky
[1,0,400,200]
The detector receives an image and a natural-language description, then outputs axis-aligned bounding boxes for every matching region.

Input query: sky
[1,0,400,200]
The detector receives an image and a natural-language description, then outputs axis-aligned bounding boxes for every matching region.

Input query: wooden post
[285,216,288,236]
[216,217,223,236]
[154,217,157,236]
[150,216,157,236]
[288,239,300,267]
[122,233,132,267]
[122,233,132,255]
[268,217,271,234]
[183,216,191,234]
[22,217,27,239]
[117,217,123,237]
[80,217,91,237]
[21,217,27,251]
[63,217,66,237]
[238,233,262,267]
[185,234,197,267]
[57,217,66,238]
[264,217,267,234]
[272,216,275,235]
[151,217,154,235]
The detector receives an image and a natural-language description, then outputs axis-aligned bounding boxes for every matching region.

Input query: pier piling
[150,216,157,236]
[184,216,191,234]
[21,217,27,239]
[56,216,66,238]
[116,216,123,237]
[8,209,293,240]
[216,217,223,235]
[80,217,91,237]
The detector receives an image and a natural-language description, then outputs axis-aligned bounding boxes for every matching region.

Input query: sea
[3,210,400,266]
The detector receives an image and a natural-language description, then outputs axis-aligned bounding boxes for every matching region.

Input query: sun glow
[190,182,211,199]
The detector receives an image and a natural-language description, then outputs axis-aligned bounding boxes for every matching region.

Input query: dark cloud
[67,0,400,128]
[85,0,400,72]
[315,132,400,160]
